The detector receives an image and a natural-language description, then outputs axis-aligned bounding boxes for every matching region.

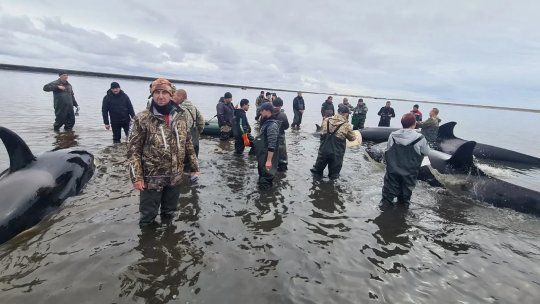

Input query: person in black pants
[377,100,396,127]
[233,99,254,155]
[102,82,135,143]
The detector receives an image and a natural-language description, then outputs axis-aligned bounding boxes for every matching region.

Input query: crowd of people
[43,72,442,228]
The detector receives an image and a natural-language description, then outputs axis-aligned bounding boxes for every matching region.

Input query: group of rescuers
[43,73,442,227]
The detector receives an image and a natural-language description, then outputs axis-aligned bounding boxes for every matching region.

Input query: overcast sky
[0,1,539,108]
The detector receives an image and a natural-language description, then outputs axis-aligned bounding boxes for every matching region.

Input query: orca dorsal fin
[0,127,36,172]
[438,121,457,140]
[446,141,476,173]
[315,124,321,132]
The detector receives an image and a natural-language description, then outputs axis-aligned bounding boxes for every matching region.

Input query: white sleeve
[419,137,430,156]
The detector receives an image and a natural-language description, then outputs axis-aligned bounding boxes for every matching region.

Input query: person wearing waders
[172,89,205,157]
[381,113,430,205]
[127,78,200,227]
[233,99,254,155]
[291,92,305,129]
[272,97,289,171]
[102,82,135,143]
[377,100,396,127]
[43,70,80,131]
[351,98,368,130]
[310,104,356,179]
[253,103,280,190]
[216,92,235,140]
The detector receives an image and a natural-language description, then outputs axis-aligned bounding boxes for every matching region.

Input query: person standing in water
[291,92,305,129]
[272,97,290,171]
[216,92,235,140]
[43,70,80,132]
[342,97,354,112]
[381,113,429,205]
[127,78,200,227]
[321,96,335,118]
[410,104,423,122]
[172,89,205,156]
[351,98,368,130]
[233,99,254,155]
[311,104,357,179]
[377,101,396,127]
[417,108,441,147]
[101,82,135,144]
[252,103,280,190]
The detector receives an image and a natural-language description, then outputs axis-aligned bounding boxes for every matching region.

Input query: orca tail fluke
[438,121,457,140]
[0,126,36,172]
[446,141,477,173]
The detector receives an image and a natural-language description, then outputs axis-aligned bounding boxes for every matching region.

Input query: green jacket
[353,104,368,117]
[127,105,199,190]
[417,116,441,143]
[43,79,79,108]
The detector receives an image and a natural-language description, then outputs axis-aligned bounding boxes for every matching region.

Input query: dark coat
[43,79,79,108]
[216,97,235,127]
[272,109,289,135]
[102,89,135,125]
[233,108,251,137]
[293,96,305,111]
[321,101,335,118]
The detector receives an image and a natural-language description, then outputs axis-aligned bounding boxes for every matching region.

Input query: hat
[413,104,419,108]
[110,82,120,89]
[338,104,350,114]
[150,78,173,95]
[272,97,283,107]
[401,113,416,128]
[224,92,232,99]
[58,70,68,76]
[260,102,274,112]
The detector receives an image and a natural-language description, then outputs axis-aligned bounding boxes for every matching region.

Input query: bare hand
[105,125,110,130]
[133,181,145,190]
[57,85,66,91]
[265,161,272,171]
[190,172,200,178]
[299,110,304,113]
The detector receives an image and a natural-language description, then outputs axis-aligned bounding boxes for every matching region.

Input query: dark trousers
[311,154,343,179]
[112,122,130,143]
[139,185,182,225]
[257,162,275,190]
[378,118,391,127]
[277,136,288,171]
[54,105,75,131]
[234,134,254,154]
[292,110,303,127]
[381,172,417,204]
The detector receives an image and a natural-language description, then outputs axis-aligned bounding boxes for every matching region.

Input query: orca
[0,127,95,245]
[359,127,400,144]
[437,122,540,166]
[424,141,540,215]
[364,140,540,215]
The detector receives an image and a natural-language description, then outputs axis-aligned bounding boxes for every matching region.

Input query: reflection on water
[52,131,79,149]
[119,225,204,302]
[371,203,411,258]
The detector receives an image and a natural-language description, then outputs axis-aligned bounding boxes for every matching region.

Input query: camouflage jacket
[320,114,357,141]
[180,100,205,134]
[127,105,199,190]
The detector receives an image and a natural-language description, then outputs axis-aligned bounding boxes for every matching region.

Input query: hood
[390,129,422,146]
[327,114,348,127]
[107,89,124,97]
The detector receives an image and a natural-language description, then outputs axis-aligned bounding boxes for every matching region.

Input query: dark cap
[401,113,416,128]
[224,92,232,99]
[110,82,120,89]
[58,70,68,76]
[260,102,274,112]
[338,104,350,114]
[413,104,419,108]
[265,92,271,96]
[272,97,283,107]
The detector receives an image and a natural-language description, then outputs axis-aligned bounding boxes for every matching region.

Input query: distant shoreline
[1,63,539,114]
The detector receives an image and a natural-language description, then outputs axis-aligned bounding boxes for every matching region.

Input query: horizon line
[1,63,538,114]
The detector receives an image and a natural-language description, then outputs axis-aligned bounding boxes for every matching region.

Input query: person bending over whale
[416,108,441,148]
[127,78,200,227]
[381,113,429,205]
[311,104,356,179]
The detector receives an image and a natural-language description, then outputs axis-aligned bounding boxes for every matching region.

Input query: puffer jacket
[101,89,135,125]
[127,104,199,190]
[320,114,357,141]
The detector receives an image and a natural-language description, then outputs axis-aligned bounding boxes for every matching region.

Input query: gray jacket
[387,129,430,156]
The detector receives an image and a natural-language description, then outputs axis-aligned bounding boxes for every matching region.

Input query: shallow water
[0,70,539,303]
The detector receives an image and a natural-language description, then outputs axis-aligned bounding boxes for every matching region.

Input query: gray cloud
[0,1,539,108]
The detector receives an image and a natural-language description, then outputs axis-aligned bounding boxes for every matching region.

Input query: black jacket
[102,89,135,125]
[273,109,289,135]
[321,101,335,118]
[293,96,305,111]
[216,97,235,127]
[377,106,395,118]
[233,108,251,137]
